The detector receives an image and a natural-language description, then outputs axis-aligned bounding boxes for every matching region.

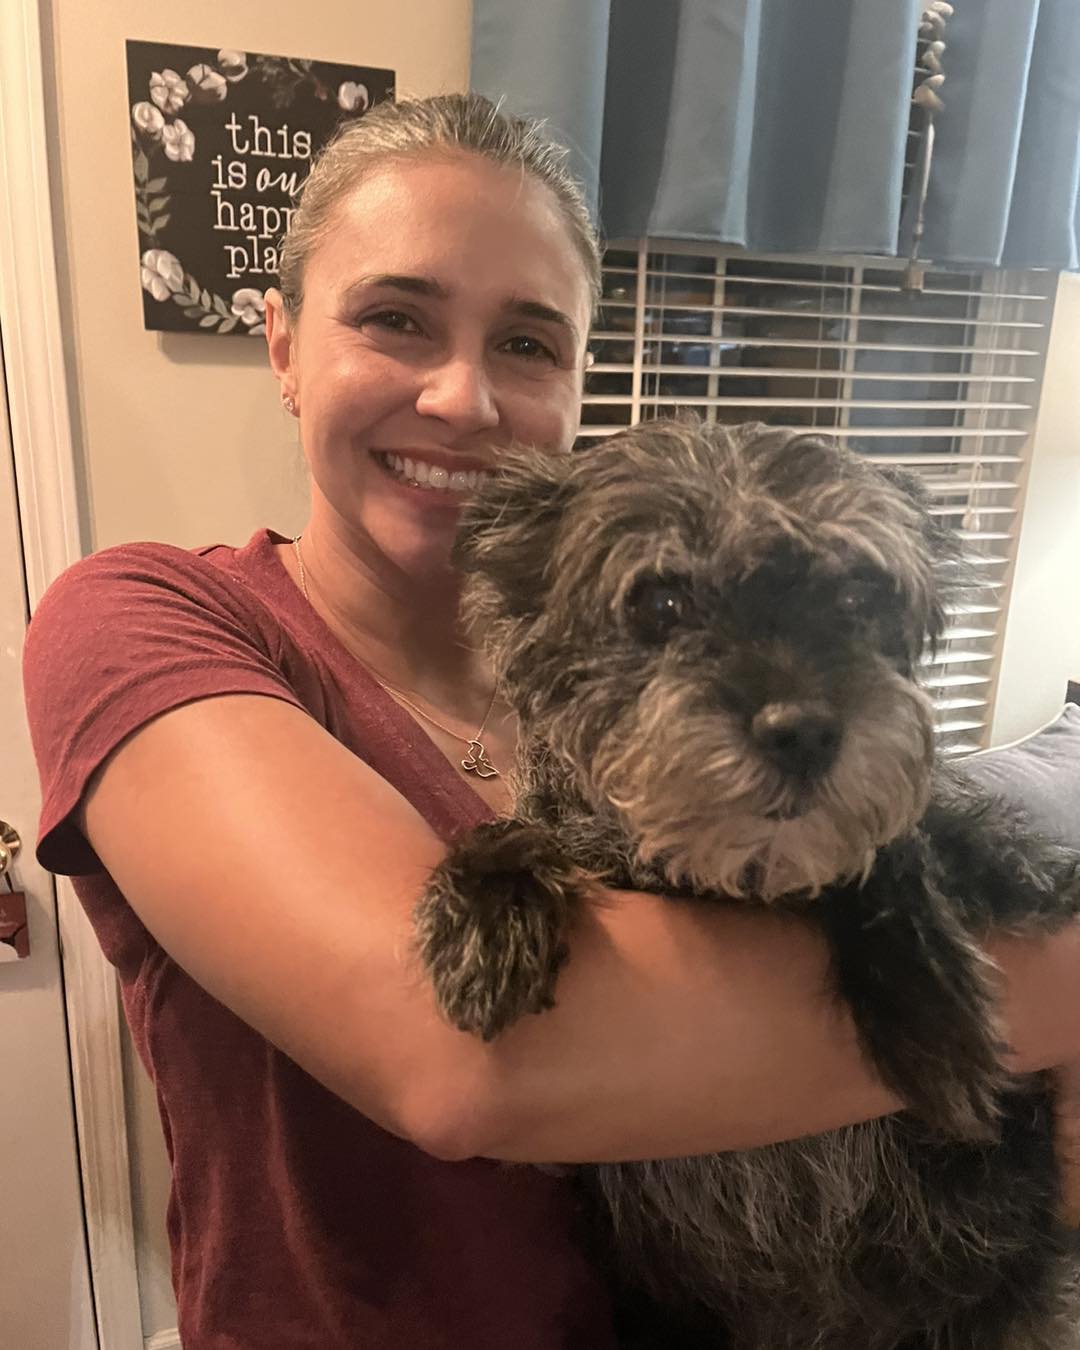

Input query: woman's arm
[82,693,1080,1164]
[1054,1060,1080,1226]
[477,896,1080,1163]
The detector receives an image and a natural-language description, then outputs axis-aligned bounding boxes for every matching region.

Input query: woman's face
[267,153,593,577]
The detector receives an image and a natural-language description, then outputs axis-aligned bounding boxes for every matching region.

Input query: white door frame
[0,1,144,1346]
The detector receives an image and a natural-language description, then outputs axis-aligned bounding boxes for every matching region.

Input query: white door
[0,330,97,1347]
[0,4,153,1347]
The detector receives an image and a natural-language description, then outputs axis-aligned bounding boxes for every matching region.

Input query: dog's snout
[751,702,841,779]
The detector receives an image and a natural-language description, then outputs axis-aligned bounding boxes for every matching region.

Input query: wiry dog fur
[414,420,1080,1349]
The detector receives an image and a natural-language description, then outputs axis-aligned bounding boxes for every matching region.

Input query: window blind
[579,243,1056,754]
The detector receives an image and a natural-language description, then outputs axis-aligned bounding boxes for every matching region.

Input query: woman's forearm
[469,892,1080,1165]
[1054,1058,1080,1225]
[988,923,1080,1074]
[472,892,899,1162]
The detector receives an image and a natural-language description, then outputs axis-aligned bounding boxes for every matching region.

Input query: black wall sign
[126,40,395,336]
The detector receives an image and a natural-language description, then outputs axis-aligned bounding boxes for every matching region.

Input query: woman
[23,94,1080,1348]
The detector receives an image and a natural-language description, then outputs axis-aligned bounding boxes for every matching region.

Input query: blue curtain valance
[471,0,1080,271]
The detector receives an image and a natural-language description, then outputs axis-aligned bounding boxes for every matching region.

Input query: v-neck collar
[236,529,496,831]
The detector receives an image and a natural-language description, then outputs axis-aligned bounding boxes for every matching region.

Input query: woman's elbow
[375,1059,512,1163]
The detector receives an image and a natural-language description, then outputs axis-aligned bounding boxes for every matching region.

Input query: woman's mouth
[374,451,493,495]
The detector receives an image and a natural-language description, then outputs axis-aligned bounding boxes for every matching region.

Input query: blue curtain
[471,0,1080,270]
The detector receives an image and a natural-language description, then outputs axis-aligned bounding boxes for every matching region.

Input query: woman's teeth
[378,451,489,493]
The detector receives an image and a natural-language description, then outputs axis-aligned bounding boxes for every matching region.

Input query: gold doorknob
[0,821,21,876]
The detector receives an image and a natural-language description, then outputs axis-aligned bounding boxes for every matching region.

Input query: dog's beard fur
[570,667,935,902]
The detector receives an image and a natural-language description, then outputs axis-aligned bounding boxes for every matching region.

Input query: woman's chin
[364,512,461,583]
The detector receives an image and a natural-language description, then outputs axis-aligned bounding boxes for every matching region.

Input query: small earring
[283,396,296,415]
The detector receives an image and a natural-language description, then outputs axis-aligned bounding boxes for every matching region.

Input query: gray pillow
[961,704,1080,851]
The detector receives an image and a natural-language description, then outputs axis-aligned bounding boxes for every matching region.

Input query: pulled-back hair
[277,93,601,317]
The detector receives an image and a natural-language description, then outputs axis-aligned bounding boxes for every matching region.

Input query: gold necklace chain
[291,535,500,778]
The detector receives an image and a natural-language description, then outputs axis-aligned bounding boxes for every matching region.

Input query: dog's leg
[414,817,588,1040]
[922,771,1080,934]
[818,835,1008,1140]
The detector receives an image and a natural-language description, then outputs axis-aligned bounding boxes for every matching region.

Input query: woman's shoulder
[41,527,277,596]
[22,527,300,751]
[23,529,312,876]
[28,528,290,641]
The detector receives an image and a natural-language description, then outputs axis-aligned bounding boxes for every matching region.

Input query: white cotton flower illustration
[149,69,189,115]
[162,119,195,163]
[218,50,248,82]
[131,101,165,138]
[141,249,184,302]
[231,288,266,326]
[187,63,228,103]
[337,81,370,113]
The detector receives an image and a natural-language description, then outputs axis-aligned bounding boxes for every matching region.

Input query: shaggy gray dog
[415,419,1080,1350]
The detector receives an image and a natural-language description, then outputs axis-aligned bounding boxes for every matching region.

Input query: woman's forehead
[307,157,591,320]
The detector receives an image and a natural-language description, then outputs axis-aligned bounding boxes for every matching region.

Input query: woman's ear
[264,288,296,402]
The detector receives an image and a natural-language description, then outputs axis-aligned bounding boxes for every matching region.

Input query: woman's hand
[990,924,1080,1226]
[1053,1059,1080,1226]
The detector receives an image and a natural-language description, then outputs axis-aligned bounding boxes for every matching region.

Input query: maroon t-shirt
[22,528,619,1350]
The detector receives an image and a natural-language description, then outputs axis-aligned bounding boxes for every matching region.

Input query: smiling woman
[263,144,593,780]
[21,92,1080,1350]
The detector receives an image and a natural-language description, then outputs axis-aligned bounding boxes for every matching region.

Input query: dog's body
[414,421,1080,1349]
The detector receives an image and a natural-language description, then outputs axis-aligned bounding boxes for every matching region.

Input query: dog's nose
[751,702,842,779]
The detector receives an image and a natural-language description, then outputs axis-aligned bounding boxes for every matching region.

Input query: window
[580,243,1056,753]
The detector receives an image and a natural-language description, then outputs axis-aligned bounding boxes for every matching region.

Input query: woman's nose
[415,355,499,433]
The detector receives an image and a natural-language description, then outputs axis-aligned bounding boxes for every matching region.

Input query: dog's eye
[626,577,692,643]
[836,576,883,617]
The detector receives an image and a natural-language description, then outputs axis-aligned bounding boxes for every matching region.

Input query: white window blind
[579,243,1057,753]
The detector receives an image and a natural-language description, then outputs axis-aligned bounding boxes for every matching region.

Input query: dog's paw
[822,853,1011,1143]
[414,819,584,1040]
[851,964,1009,1142]
[850,976,1009,1143]
[902,1064,1007,1143]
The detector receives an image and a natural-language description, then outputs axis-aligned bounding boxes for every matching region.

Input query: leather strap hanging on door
[0,820,28,960]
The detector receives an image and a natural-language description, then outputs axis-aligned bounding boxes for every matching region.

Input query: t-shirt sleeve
[23,542,306,876]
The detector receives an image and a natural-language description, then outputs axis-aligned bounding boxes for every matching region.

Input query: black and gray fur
[415,419,1080,1349]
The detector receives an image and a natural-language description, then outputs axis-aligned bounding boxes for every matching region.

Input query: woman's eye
[364,310,422,335]
[626,577,694,644]
[500,334,557,363]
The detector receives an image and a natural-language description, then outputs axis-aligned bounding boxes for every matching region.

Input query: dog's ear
[875,465,972,653]
[876,465,960,559]
[453,445,573,621]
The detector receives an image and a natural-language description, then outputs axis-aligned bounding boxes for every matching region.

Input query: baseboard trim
[146,1331,181,1350]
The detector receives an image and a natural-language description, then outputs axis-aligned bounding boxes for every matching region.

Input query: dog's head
[455,419,961,900]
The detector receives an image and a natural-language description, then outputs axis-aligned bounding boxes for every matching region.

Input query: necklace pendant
[462,739,499,779]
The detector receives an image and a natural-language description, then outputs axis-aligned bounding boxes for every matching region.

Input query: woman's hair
[277,92,602,319]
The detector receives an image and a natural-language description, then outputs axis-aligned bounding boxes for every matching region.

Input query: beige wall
[42,0,471,1339]
[992,271,1080,745]
[46,0,472,553]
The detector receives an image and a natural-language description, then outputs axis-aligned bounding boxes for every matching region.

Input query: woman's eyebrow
[506,298,579,343]
[343,273,449,304]
[340,276,579,341]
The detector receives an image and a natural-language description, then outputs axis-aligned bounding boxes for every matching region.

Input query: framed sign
[126,40,394,336]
